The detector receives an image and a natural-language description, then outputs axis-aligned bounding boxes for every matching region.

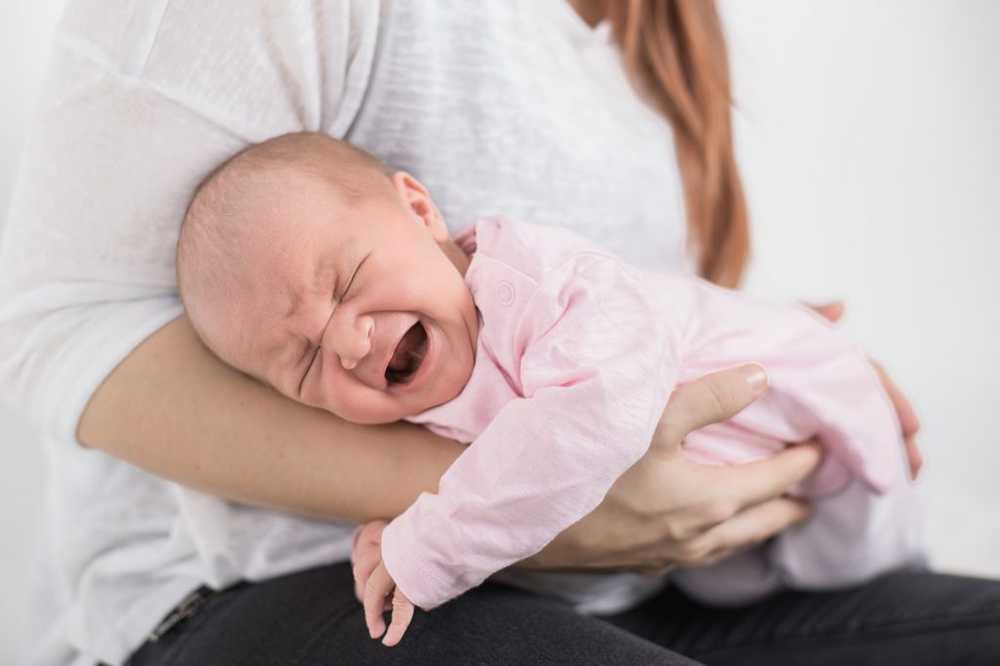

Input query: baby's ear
[391,171,449,242]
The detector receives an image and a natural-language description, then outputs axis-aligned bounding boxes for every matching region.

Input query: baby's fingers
[363,563,393,639]
[352,543,382,602]
[351,522,387,602]
[382,589,415,647]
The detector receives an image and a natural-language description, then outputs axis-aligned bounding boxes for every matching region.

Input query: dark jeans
[126,562,1000,665]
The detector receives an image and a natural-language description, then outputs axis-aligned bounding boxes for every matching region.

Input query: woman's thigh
[606,570,1000,666]
[127,562,700,666]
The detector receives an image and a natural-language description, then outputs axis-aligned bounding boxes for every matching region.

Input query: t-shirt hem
[91,576,206,666]
[53,299,184,447]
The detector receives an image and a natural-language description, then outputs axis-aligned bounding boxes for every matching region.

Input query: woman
[2,1,996,664]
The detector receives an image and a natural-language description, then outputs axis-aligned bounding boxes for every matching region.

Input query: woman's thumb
[654,364,769,449]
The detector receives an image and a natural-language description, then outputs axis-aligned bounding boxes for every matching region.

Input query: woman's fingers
[655,442,820,545]
[869,358,923,478]
[808,300,923,478]
[544,363,823,574]
[904,435,924,479]
[676,496,812,567]
[870,359,920,436]
[363,563,393,639]
[708,440,823,514]
[806,300,845,323]
[654,364,769,451]
[808,301,925,475]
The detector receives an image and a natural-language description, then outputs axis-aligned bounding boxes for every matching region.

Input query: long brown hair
[605,0,749,287]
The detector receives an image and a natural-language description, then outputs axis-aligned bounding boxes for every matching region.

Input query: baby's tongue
[389,323,423,370]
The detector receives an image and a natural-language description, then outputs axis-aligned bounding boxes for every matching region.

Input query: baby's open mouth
[385,321,428,385]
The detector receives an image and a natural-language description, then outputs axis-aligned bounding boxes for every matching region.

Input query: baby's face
[220,171,478,424]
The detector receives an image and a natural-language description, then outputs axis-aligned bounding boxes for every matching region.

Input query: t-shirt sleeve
[0,0,382,444]
[380,254,681,609]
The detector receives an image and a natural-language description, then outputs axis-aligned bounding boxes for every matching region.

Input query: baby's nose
[338,316,374,370]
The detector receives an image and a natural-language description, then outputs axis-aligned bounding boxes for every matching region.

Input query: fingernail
[740,363,768,394]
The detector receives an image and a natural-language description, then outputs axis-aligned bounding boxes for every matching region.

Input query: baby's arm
[374,256,680,624]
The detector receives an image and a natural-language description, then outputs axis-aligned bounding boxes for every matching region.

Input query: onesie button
[497,281,515,306]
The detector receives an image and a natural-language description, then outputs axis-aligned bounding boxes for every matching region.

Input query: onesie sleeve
[380,254,682,610]
[0,0,381,445]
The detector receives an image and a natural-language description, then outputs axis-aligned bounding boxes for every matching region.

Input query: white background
[1,1,997,662]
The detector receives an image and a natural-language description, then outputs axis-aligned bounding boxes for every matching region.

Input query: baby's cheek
[327,384,405,425]
[313,375,355,416]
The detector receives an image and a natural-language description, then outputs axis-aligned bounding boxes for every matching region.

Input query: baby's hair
[176,132,393,361]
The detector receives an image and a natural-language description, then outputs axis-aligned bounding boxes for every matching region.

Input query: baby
[176,133,924,647]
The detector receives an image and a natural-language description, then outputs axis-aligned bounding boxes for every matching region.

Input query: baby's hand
[364,560,415,646]
[351,521,415,647]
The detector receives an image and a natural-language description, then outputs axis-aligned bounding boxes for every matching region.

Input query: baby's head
[177,132,478,424]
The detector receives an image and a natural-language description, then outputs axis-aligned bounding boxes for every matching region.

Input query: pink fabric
[380,217,907,610]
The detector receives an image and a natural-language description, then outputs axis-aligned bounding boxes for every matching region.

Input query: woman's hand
[809,301,923,478]
[522,364,823,574]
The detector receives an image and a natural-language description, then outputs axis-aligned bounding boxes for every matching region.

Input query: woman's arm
[79,314,820,570]
[78,315,465,522]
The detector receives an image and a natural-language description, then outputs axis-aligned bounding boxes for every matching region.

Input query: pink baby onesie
[380,217,924,612]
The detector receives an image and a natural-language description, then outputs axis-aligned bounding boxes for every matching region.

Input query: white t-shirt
[0,1,688,664]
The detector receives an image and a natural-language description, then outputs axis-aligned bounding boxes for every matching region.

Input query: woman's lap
[128,562,1000,665]
[608,569,1000,665]
[126,562,695,665]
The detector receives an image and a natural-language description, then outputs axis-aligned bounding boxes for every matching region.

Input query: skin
[191,168,479,425]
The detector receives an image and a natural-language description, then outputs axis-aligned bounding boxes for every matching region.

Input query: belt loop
[147,586,213,643]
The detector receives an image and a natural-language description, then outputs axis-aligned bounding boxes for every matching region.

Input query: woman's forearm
[77,315,465,522]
